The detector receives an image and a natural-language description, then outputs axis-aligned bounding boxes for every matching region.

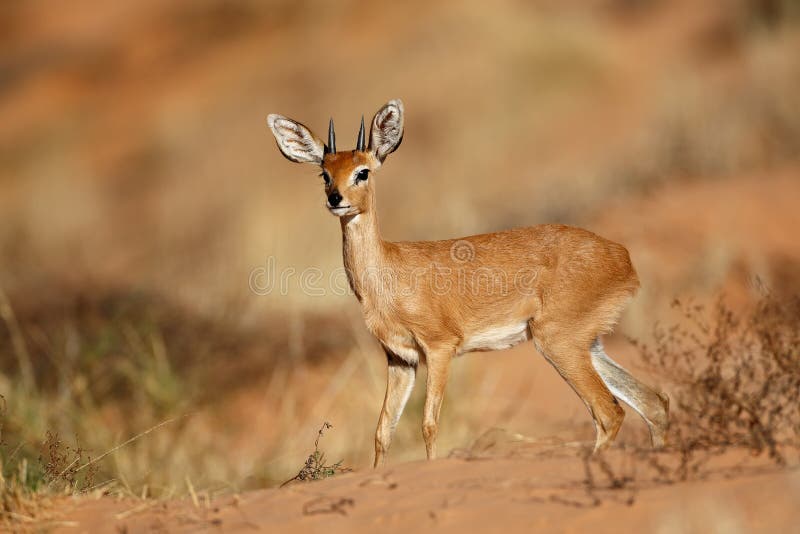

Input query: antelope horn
[356,116,366,151]
[326,118,336,154]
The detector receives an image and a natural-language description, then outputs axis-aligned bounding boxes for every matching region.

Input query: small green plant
[281,422,350,487]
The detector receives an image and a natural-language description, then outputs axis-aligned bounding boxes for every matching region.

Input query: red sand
[56,442,799,533]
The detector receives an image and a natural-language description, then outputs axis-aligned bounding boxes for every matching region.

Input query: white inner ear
[267,114,324,164]
[370,100,404,161]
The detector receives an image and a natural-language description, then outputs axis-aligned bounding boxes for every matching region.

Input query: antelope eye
[320,172,331,185]
[355,169,369,183]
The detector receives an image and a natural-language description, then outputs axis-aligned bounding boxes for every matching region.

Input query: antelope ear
[368,99,404,163]
[267,114,325,164]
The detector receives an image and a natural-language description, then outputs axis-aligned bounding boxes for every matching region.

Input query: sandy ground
[54,441,799,533]
[41,171,800,534]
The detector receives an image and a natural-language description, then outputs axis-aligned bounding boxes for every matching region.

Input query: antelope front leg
[374,351,417,468]
[422,348,453,460]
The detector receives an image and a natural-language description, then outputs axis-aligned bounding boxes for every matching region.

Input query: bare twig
[75,414,189,474]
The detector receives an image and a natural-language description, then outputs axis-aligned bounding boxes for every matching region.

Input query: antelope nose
[328,191,343,207]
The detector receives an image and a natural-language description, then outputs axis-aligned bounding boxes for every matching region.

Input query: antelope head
[267,99,404,217]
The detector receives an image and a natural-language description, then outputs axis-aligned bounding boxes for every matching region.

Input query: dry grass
[0,288,356,496]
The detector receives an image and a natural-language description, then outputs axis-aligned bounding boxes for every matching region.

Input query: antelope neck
[340,206,387,299]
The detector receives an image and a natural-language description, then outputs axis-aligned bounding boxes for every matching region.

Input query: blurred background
[1,0,799,495]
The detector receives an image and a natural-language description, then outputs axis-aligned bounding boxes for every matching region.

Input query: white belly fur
[462,322,531,353]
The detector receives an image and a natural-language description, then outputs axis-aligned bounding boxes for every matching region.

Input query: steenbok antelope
[267,99,669,466]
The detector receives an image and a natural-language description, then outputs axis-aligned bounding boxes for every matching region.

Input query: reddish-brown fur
[267,100,669,467]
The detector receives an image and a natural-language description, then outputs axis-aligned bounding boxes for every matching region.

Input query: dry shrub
[636,291,800,465]
[563,291,800,508]
[39,431,98,493]
[629,291,800,488]
[281,422,350,488]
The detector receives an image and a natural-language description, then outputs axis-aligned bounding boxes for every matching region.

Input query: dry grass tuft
[1,396,50,528]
